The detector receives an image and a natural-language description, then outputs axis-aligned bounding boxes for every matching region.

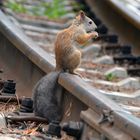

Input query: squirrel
[32,11,98,123]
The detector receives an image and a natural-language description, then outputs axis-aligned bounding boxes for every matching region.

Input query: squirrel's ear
[79,10,85,20]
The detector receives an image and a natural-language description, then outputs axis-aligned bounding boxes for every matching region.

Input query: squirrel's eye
[89,21,92,24]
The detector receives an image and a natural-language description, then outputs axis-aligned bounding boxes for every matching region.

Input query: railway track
[0,0,140,139]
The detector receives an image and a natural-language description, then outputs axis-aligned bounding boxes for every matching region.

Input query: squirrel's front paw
[91,31,98,39]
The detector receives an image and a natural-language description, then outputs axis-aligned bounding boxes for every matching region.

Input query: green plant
[105,73,116,81]
[5,0,67,19]
[4,0,27,13]
[28,0,67,19]
[41,0,66,19]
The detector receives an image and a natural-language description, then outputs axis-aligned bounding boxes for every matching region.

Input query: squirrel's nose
[94,24,97,29]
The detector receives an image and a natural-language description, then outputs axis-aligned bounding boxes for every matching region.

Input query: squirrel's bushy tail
[32,71,63,123]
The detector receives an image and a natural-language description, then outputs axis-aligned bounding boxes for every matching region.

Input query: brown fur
[55,11,98,73]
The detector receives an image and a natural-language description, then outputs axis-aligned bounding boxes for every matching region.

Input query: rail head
[0,9,140,139]
[58,73,124,114]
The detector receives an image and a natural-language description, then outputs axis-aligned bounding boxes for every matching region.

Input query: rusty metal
[98,109,114,125]
[81,109,133,140]
[6,115,48,123]
[58,73,140,139]
[114,111,140,140]
[58,73,124,114]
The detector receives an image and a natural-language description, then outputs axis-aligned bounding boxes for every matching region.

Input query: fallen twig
[6,115,48,123]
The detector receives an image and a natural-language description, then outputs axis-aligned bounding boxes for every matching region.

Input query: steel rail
[0,10,55,74]
[0,10,140,139]
[58,73,140,139]
[105,0,140,30]
[80,109,133,140]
